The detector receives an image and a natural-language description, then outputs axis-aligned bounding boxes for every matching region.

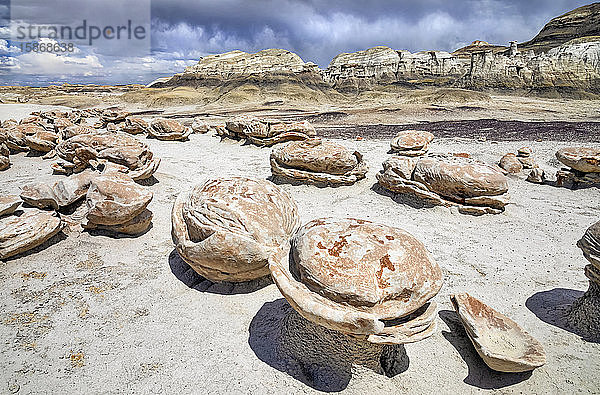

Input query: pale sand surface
[0,103,599,394]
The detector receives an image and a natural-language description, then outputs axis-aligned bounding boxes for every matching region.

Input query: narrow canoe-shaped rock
[451,293,546,373]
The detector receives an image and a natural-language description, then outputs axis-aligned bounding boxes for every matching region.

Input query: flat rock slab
[0,195,21,217]
[556,147,600,173]
[0,210,64,259]
[21,171,96,210]
[451,293,546,373]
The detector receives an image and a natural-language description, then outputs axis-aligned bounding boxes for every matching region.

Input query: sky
[0,0,595,86]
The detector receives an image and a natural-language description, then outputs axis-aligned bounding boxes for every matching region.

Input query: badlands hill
[146,3,600,101]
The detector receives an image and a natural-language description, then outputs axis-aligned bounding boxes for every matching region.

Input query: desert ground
[0,94,599,394]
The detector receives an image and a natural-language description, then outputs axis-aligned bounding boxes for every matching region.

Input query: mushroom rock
[53,132,160,180]
[0,195,21,217]
[451,293,546,373]
[269,217,443,344]
[149,118,192,141]
[0,210,64,259]
[121,118,149,135]
[390,130,435,156]
[499,153,523,174]
[20,170,96,210]
[222,118,317,146]
[556,147,600,173]
[567,220,600,341]
[377,154,510,215]
[82,170,153,235]
[172,177,300,282]
[270,139,368,186]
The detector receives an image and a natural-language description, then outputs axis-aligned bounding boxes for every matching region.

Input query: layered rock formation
[149,48,326,90]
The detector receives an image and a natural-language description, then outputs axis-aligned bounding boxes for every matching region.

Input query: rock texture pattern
[390,131,434,156]
[172,177,300,282]
[0,196,21,217]
[21,171,95,210]
[555,147,600,188]
[377,155,510,215]
[222,118,317,146]
[0,210,64,259]
[270,139,367,186]
[270,217,443,345]
[149,119,192,141]
[567,220,600,341]
[451,293,546,372]
[53,132,160,180]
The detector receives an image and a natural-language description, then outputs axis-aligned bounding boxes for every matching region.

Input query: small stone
[527,168,546,184]
[499,153,523,174]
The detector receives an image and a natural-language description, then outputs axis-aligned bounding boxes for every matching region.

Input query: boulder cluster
[555,147,600,188]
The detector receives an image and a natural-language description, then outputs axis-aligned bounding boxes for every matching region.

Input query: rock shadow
[168,249,271,295]
[136,176,159,186]
[268,175,342,189]
[525,288,598,343]
[86,222,153,239]
[370,183,439,210]
[249,298,409,392]
[439,310,533,389]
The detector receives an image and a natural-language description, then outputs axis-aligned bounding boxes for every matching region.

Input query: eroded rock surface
[568,220,600,341]
[270,217,443,344]
[222,118,317,146]
[270,139,367,185]
[556,147,600,173]
[149,119,191,141]
[53,132,160,180]
[390,130,434,156]
[499,153,524,174]
[377,154,509,215]
[0,210,64,259]
[21,171,96,210]
[0,195,21,217]
[172,177,300,282]
[451,293,546,372]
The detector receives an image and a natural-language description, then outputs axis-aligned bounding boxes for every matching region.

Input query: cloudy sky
[0,0,594,86]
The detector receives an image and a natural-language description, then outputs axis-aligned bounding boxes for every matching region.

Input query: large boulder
[556,147,600,173]
[53,132,160,180]
[390,130,434,156]
[25,129,59,153]
[0,210,64,259]
[269,217,443,344]
[377,154,509,215]
[270,139,368,186]
[20,171,96,210]
[120,118,149,135]
[149,119,191,141]
[223,118,317,146]
[83,171,153,234]
[172,177,300,282]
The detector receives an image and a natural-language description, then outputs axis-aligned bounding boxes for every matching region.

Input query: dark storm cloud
[150,0,594,66]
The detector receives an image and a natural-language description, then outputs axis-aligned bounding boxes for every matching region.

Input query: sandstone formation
[149,119,192,141]
[191,119,209,134]
[499,153,523,174]
[53,132,160,180]
[527,168,546,184]
[61,125,95,140]
[222,118,317,146]
[377,154,510,215]
[25,129,59,153]
[390,130,434,156]
[0,139,9,171]
[20,171,96,210]
[120,118,149,135]
[567,220,600,341]
[0,210,64,259]
[269,217,443,344]
[82,170,153,235]
[0,196,21,217]
[172,177,300,282]
[451,293,546,373]
[148,49,326,90]
[270,139,367,186]
[555,147,600,188]
[520,3,600,54]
